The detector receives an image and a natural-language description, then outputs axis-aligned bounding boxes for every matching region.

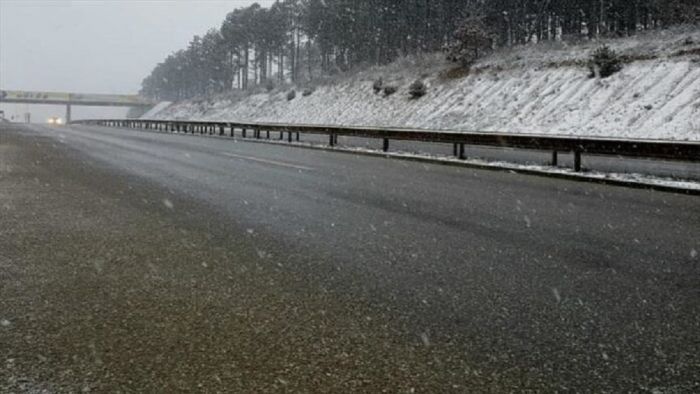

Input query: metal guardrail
[70,119,700,172]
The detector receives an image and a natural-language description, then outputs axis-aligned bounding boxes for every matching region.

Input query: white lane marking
[220,152,313,171]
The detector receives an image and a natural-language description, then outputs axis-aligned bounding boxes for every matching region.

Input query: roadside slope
[154,28,700,141]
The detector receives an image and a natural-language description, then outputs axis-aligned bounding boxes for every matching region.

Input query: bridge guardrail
[70,118,700,172]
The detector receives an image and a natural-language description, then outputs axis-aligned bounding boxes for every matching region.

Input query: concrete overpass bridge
[0,89,155,123]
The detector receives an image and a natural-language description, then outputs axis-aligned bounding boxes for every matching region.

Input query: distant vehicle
[47,116,63,125]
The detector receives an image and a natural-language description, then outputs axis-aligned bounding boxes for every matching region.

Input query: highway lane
[3,122,699,392]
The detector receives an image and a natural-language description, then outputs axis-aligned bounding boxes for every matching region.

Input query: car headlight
[47,118,55,124]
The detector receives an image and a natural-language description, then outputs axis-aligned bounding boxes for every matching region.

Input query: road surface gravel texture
[1,123,698,393]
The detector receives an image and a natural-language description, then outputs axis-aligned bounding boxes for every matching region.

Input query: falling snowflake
[420,332,430,347]
[552,288,561,303]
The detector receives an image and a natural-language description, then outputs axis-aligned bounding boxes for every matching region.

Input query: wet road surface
[1,123,699,392]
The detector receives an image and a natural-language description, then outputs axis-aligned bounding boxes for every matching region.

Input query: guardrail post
[296,132,300,141]
[453,143,458,157]
[219,124,225,136]
[459,143,466,160]
[279,132,284,140]
[242,129,247,138]
[574,150,582,172]
[329,134,335,147]
[288,131,293,143]
[383,138,389,152]
[266,130,270,139]
[552,151,558,166]
[229,124,234,137]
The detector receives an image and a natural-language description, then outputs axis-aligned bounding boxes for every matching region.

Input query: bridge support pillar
[65,104,71,123]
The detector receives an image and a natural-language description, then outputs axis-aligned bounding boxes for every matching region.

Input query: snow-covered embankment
[152,32,700,141]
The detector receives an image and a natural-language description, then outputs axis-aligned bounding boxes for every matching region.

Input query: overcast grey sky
[0,0,272,120]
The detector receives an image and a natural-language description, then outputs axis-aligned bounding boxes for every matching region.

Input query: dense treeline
[141,0,699,101]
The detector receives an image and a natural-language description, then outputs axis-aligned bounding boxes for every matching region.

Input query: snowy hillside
[151,28,700,141]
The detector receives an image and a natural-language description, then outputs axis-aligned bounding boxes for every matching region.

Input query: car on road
[47,116,63,125]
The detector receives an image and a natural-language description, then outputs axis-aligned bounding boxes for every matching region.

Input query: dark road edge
[77,124,700,196]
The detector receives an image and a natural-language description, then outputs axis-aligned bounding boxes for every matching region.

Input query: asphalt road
[2,122,699,392]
